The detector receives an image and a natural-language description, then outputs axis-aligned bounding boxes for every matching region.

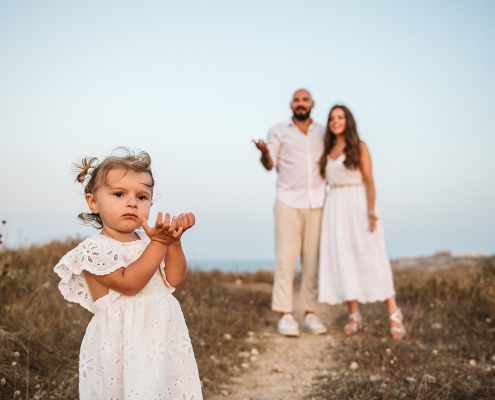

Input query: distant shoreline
[189,250,493,273]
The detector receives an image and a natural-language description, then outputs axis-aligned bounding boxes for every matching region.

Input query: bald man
[253,89,327,336]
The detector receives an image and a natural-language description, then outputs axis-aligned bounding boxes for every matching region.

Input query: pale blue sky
[1,1,494,263]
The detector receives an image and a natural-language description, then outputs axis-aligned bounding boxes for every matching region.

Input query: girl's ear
[85,193,99,214]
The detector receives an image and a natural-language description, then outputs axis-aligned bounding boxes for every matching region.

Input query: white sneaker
[277,314,300,337]
[304,313,327,335]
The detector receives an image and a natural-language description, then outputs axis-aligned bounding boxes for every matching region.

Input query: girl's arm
[85,213,194,298]
[164,241,187,286]
[359,142,378,232]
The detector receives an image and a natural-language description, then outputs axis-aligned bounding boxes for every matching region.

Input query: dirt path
[208,286,338,400]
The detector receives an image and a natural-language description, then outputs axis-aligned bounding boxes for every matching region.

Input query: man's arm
[252,139,273,171]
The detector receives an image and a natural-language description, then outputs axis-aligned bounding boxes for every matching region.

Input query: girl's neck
[100,228,138,243]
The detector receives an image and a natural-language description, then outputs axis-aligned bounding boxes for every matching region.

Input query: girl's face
[329,108,346,135]
[86,168,153,241]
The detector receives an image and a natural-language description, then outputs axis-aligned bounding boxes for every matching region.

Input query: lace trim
[54,235,150,312]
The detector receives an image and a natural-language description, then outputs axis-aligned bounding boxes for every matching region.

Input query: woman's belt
[330,183,364,189]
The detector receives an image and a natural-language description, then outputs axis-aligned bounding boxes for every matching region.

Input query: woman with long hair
[318,105,405,339]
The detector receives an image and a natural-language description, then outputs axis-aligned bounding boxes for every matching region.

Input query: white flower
[147,339,166,366]
[80,352,96,379]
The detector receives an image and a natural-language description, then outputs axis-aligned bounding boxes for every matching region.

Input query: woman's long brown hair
[319,105,361,178]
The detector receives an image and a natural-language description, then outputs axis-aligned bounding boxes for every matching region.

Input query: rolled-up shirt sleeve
[266,127,281,168]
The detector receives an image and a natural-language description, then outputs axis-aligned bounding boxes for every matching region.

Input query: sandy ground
[207,285,338,400]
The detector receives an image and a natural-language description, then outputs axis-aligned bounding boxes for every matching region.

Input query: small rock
[432,349,438,356]
[485,366,492,372]
[349,361,359,371]
[241,363,249,369]
[385,348,391,355]
[235,279,242,285]
[469,359,476,366]
[364,351,370,356]
[424,374,436,383]
[431,322,442,330]
[406,377,416,383]
[210,355,220,364]
[271,366,284,373]
[202,377,211,383]
[486,318,491,323]
[250,348,259,356]
[199,340,206,346]
[219,389,229,396]
[390,360,395,365]
[370,374,381,382]
[380,383,387,389]
[247,331,255,337]
[492,355,495,362]
[249,355,257,362]
[223,333,232,342]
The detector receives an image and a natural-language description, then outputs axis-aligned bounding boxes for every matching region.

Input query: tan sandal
[390,308,406,339]
[344,311,362,335]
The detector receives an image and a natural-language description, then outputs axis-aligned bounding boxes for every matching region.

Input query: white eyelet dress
[54,234,202,400]
[318,155,396,305]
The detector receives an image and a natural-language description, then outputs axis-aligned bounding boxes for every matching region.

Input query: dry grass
[1,233,494,399]
[310,260,495,400]
[0,238,273,399]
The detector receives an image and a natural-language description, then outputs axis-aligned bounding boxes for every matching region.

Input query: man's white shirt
[266,119,326,209]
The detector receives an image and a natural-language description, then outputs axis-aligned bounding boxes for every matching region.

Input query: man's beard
[292,109,311,121]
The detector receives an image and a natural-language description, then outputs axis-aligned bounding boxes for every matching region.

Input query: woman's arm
[359,142,378,232]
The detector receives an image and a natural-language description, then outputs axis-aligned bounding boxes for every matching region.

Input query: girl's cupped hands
[142,212,196,246]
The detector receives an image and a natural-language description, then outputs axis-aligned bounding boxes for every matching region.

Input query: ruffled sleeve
[158,260,175,294]
[53,236,126,313]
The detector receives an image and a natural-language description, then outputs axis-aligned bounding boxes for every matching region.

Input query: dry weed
[310,260,495,400]
[0,238,273,399]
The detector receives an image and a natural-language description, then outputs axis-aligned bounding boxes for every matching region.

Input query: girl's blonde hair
[73,148,155,229]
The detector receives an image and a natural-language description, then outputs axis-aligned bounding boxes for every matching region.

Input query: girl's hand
[142,212,183,247]
[176,212,196,234]
[368,211,378,232]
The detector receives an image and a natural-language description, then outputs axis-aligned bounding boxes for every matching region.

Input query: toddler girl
[54,149,203,399]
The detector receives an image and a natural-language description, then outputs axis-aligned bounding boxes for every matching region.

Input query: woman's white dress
[318,154,395,305]
[54,234,202,400]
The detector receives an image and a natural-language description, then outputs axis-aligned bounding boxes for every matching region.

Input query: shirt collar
[286,118,315,129]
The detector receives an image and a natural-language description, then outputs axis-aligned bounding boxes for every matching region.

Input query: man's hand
[252,139,273,171]
[252,139,269,154]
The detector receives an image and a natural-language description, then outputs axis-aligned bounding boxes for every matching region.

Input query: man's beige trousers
[272,200,323,313]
